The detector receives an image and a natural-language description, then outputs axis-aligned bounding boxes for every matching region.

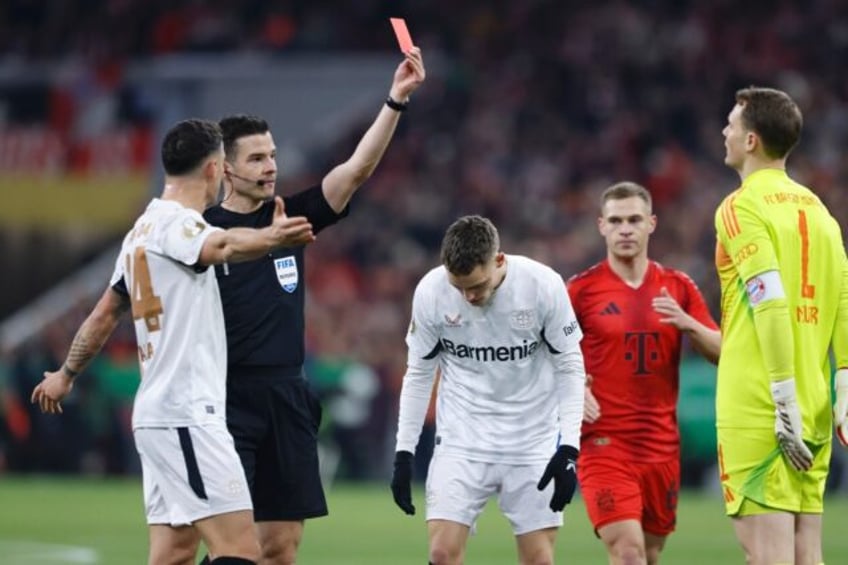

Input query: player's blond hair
[600,181,652,213]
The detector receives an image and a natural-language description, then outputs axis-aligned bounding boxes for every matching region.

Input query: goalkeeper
[715,86,848,565]
[390,216,585,564]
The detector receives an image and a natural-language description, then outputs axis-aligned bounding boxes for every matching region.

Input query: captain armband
[745,270,785,306]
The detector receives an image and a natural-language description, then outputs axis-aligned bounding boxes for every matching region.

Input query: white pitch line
[0,540,99,563]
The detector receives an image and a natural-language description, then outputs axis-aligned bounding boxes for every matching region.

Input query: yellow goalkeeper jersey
[714,168,848,442]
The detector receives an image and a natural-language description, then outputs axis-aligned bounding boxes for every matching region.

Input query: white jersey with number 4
[109,198,225,429]
[396,254,586,464]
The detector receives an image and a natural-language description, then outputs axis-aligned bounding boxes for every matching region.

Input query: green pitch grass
[0,477,846,563]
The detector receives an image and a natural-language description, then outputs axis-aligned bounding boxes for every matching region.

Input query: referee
[202,47,425,564]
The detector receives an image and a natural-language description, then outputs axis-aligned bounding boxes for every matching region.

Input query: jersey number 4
[126,247,164,332]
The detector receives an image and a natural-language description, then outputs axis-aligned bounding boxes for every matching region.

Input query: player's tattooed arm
[64,289,129,376]
[32,288,129,414]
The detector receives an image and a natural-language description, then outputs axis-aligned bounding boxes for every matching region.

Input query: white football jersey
[397,255,585,464]
[109,198,225,429]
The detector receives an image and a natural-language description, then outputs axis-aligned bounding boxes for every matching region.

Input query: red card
[390,18,414,53]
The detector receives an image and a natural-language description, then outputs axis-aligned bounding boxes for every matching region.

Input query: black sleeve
[285,185,350,235]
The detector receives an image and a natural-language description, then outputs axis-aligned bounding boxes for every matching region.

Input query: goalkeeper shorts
[717,427,829,516]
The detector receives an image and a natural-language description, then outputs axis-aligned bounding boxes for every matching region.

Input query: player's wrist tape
[770,377,798,403]
[835,369,848,418]
[62,364,80,379]
[386,96,409,112]
[836,369,848,392]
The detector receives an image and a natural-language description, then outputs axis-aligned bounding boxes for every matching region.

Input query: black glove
[536,445,578,512]
[390,450,415,515]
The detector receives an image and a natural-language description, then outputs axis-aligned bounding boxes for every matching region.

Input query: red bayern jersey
[567,260,718,462]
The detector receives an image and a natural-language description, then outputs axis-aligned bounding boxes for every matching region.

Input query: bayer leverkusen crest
[274,256,298,293]
[510,309,535,329]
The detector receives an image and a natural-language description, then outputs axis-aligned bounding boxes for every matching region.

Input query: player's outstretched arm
[31,287,129,414]
[321,47,426,213]
[199,196,314,265]
[652,287,721,364]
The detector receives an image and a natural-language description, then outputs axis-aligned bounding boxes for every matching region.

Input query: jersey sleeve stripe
[720,202,733,237]
[729,194,742,236]
[721,196,742,239]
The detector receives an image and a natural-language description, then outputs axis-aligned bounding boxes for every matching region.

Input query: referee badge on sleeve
[274,256,298,293]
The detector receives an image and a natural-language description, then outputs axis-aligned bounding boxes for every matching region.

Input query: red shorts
[577,455,679,536]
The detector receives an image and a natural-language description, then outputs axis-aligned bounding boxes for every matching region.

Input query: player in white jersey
[391,215,585,565]
[32,119,315,565]
[112,197,231,429]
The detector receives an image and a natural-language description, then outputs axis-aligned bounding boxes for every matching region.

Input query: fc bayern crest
[510,309,535,329]
[274,256,298,293]
[746,276,766,304]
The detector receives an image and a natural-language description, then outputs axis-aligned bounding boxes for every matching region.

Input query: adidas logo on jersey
[441,338,540,362]
[599,302,621,315]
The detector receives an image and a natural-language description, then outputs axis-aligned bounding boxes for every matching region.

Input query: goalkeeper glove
[771,378,813,471]
[390,450,415,515]
[834,368,848,447]
[536,445,578,512]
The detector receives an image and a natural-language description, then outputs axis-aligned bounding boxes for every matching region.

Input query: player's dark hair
[441,215,500,276]
[220,114,270,160]
[600,181,652,213]
[735,86,802,160]
[161,119,222,176]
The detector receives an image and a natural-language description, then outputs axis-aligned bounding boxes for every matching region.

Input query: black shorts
[226,366,328,521]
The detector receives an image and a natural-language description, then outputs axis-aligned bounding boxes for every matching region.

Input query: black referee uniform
[203,185,347,521]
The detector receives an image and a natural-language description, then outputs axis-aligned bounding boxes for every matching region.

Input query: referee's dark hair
[220,114,270,160]
[161,119,223,176]
[441,215,500,276]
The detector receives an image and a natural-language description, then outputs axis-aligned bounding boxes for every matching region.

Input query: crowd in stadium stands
[2,1,848,483]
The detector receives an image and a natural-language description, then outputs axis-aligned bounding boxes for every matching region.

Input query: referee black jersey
[203,185,348,373]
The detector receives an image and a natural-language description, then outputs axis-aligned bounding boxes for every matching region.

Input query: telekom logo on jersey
[440,338,540,362]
